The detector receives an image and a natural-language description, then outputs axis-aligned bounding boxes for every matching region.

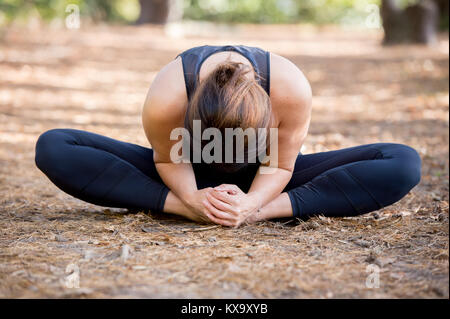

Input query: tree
[136,0,170,24]
[435,0,449,30]
[381,0,440,45]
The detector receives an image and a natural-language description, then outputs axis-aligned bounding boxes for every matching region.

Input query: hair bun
[214,62,248,88]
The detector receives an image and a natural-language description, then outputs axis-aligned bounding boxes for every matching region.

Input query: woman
[35,45,422,227]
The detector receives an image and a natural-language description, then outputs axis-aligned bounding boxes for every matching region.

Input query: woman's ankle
[163,191,192,217]
[250,193,293,222]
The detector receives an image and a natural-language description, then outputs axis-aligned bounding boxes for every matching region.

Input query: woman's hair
[185,61,272,173]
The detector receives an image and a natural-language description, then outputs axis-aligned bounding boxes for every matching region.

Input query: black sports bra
[177,45,270,101]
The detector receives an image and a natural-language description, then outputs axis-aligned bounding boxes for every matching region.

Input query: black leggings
[35,129,422,218]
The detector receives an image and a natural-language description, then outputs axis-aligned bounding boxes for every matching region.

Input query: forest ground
[0,22,448,298]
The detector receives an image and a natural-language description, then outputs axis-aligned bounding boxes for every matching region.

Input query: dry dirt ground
[0,22,448,298]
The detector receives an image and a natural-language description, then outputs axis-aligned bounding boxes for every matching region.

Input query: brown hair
[185,61,272,172]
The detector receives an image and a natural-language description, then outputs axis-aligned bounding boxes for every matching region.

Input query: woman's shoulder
[270,53,309,93]
[142,58,187,127]
[269,53,312,109]
[143,57,188,122]
[270,53,312,117]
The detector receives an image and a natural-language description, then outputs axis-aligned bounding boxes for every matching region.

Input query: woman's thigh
[284,143,421,217]
[35,129,169,210]
[36,128,162,181]
[284,143,387,191]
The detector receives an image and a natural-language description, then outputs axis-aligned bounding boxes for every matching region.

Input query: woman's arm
[142,59,214,221]
[247,67,312,209]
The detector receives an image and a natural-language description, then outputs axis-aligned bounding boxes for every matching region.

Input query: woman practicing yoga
[35,45,422,227]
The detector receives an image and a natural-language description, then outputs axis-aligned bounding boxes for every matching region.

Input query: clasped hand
[201,184,262,227]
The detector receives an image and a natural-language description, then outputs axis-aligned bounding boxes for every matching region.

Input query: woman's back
[177,45,270,100]
[142,44,312,169]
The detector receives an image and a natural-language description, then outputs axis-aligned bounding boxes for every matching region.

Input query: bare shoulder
[269,53,312,116]
[142,56,187,124]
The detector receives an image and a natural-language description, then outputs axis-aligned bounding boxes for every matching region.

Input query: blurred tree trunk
[381,0,439,45]
[137,0,170,24]
[435,0,449,30]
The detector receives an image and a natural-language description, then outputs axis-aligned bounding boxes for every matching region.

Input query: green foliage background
[0,0,447,28]
[0,0,141,23]
[183,0,380,24]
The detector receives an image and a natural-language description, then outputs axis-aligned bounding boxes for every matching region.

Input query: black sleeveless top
[177,45,270,101]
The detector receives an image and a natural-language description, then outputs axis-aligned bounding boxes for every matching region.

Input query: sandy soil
[0,22,448,298]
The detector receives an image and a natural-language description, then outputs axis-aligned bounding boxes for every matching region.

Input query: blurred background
[0,0,448,29]
[0,1,448,298]
[0,1,449,40]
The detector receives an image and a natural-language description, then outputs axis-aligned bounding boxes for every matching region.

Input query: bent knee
[35,129,72,172]
[387,143,422,193]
